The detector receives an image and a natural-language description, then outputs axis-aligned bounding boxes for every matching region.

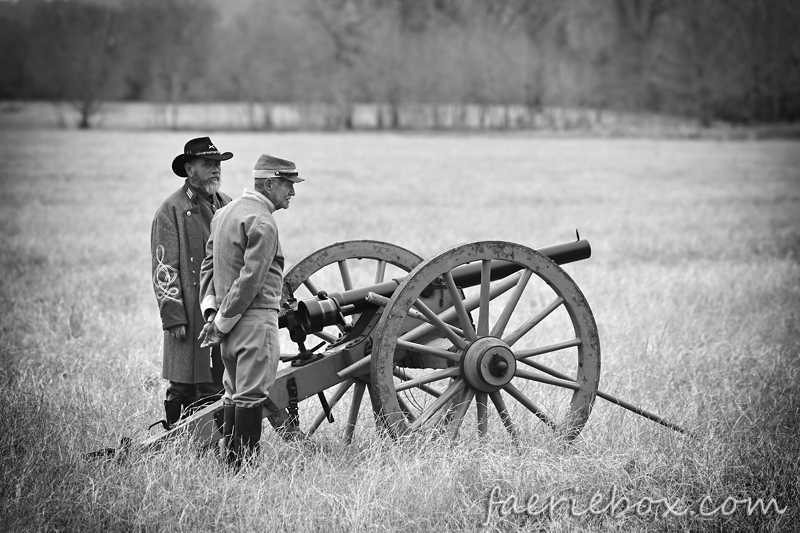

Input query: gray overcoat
[151,181,231,383]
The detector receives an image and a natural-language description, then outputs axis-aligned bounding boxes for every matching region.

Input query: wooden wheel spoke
[281,241,428,445]
[338,260,353,291]
[516,359,573,381]
[308,379,354,437]
[417,383,443,398]
[343,381,366,443]
[364,293,466,337]
[476,392,488,436]
[409,379,466,430]
[414,382,444,399]
[514,338,581,360]
[399,273,522,343]
[396,339,462,364]
[434,382,459,428]
[514,367,580,391]
[478,259,491,336]
[503,382,557,430]
[412,299,467,350]
[503,296,565,347]
[396,395,417,423]
[489,390,518,440]
[490,269,532,338]
[393,368,444,398]
[443,272,477,341]
[369,242,602,444]
[406,308,465,338]
[394,366,460,392]
[302,278,320,297]
[374,259,387,284]
[449,388,476,440]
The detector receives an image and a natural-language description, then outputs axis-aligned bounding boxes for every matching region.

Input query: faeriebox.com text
[482,485,787,525]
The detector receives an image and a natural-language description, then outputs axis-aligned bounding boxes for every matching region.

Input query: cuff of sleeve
[215,312,242,335]
[160,301,186,329]
[162,319,188,330]
[200,294,217,317]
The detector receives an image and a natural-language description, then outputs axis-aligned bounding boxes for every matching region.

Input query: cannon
[137,237,688,452]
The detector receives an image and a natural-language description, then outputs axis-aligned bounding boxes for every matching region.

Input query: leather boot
[147,399,185,431]
[184,393,222,419]
[165,399,184,427]
[222,404,236,465]
[232,404,263,469]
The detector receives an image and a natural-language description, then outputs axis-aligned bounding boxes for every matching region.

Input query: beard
[190,176,221,196]
[201,178,220,196]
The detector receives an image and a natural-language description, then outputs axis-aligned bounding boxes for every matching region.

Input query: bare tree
[5,0,800,128]
[303,0,378,128]
[212,0,333,129]
[121,0,216,127]
[0,7,30,100]
[470,0,563,109]
[611,0,671,109]
[26,1,122,128]
[647,0,739,123]
[717,0,800,121]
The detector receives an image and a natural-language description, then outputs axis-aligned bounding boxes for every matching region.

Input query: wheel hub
[461,337,517,392]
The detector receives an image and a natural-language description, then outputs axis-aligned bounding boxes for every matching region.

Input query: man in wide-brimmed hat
[150,137,233,429]
[199,153,303,467]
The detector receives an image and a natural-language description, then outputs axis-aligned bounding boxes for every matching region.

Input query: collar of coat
[242,188,276,213]
[183,180,219,207]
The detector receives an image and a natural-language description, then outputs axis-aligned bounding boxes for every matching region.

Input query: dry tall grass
[1,130,798,532]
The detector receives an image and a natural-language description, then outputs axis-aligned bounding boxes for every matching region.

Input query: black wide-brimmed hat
[171,137,233,177]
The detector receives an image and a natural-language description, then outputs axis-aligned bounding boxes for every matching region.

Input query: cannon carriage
[139,237,686,451]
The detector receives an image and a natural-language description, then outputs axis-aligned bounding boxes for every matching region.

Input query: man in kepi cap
[149,137,233,430]
[199,154,303,467]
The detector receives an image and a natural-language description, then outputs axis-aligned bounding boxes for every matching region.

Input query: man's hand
[168,325,187,340]
[199,318,225,348]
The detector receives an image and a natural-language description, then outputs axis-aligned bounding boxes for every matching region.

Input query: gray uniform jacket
[200,188,284,334]
[151,181,231,383]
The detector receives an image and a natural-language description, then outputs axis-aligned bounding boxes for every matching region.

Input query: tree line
[1,0,798,129]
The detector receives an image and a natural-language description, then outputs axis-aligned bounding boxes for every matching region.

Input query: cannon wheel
[370,241,601,442]
[281,240,423,441]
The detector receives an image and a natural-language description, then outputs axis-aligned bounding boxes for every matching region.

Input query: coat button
[190,257,194,262]
[193,282,197,286]
[187,211,191,216]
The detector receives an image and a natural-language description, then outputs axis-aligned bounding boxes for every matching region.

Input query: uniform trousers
[220,308,281,408]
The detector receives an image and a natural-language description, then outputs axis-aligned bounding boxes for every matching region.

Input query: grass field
[1,129,799,532]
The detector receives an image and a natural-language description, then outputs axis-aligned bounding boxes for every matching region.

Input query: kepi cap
[252,154,304,182]
[172,137,233,177]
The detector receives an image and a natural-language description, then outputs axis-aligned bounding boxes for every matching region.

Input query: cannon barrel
[283,239,591,334]
[445,238,591,288]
